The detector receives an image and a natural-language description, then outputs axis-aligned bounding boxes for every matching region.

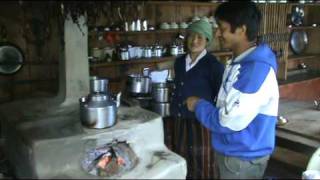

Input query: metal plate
[289,31,308,55]
[0,44,24,75]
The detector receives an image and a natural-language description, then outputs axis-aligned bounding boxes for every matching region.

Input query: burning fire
[82,140,138,177]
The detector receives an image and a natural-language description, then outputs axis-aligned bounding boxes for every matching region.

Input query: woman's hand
[185,96,200,112]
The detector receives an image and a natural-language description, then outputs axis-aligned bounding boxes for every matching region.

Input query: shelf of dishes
[89,40,231,63]
[89,42,185,63]
[288,24,320,30]
[89,50,233,68]
[90,56,175,67]
[91,29,187,36]
[89,16,218,37]
[288,53,320,61]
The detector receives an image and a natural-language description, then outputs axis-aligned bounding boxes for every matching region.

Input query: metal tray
[289,31,308,55]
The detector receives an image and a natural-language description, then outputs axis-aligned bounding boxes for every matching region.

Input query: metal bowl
[289,31,308,55]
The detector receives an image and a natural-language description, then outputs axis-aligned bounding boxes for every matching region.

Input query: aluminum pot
[170,44,179,56]
[153,45,163,57]
[152,102,170,117]
[79,93,118,129]
[152,82,171,103]
[120,47,129,60]
[143,46,152,58]
[90,77,108,94]
[127,73,152,94]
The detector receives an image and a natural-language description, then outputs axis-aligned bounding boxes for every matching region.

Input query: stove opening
[81,140,139,177]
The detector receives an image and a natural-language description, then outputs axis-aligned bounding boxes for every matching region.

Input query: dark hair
[214,1,261,41]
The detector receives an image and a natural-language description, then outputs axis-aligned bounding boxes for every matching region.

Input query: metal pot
[120,47,129,60]
[143,46,152,58]
[79,93,118,129]
[153,45,163,57]
[152,102,170,117]
[90,77,108,94]
[152,82,171,103]
[127,73,152,94]
[170,44,179,56]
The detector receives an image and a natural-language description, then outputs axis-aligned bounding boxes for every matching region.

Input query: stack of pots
[127,72,152,96]
[79,77,119,129]
[151,81,174,117]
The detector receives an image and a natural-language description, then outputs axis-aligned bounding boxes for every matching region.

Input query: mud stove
[0,16,186,179]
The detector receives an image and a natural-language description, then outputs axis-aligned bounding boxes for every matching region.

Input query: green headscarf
[187,19,213,46]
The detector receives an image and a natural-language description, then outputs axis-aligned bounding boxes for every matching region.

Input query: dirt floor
[264,158,302,179]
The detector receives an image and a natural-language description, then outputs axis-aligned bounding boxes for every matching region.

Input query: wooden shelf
[278,70,320,85]
[287,54,320,70]
[90,56,175,68]
[148,1,221,6]
[288,25,320,30]
[90,50,232,68]
[101,29,187,35]
[288,54,320,61]
[286,2,320,6]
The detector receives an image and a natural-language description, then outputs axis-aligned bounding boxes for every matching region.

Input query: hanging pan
[289,30,308,55]
[0,43,24,75]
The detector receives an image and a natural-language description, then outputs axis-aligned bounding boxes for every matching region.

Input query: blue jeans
[215,152,270,179]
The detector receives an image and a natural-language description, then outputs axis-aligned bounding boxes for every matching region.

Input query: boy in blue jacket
[186,1,279,179]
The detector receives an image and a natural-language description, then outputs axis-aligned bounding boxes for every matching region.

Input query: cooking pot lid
[0,44,24,75]
[289,31,308,55]
[128,73,149,78]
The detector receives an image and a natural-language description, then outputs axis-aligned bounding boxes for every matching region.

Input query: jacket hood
[241,43,277,72]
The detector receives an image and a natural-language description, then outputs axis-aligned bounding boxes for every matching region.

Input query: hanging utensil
[291,5,304,26]
[289,30,308,55]
[0,43,24,75]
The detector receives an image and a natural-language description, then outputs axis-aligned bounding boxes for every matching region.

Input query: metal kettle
[79,78,121,129]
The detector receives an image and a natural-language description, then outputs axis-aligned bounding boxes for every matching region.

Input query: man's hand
[186,96,200,112]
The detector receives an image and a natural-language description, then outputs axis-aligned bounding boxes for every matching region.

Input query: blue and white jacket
[194,44,279,160]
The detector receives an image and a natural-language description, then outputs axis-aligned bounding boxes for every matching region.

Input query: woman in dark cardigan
[170,19,224,179]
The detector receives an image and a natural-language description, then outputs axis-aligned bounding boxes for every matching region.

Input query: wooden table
[277,99,320,156]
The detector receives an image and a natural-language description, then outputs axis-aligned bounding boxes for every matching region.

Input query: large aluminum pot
[79,93,117,129]
[127,73,152,94]
[152,102,170,117]
[152,82,171,103]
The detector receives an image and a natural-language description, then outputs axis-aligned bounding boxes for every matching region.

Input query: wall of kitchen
[0,1,320,104]
[0,2,61,104]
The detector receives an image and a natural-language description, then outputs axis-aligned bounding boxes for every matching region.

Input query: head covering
[187,19,213,46]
